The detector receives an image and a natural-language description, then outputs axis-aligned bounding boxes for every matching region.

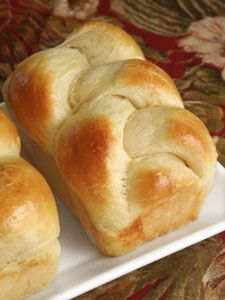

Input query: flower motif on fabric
[53,0,99,19]
[179,17,225,80]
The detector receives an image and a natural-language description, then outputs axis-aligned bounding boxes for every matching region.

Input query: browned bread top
[3,21,217,255]
[0,109,60,264]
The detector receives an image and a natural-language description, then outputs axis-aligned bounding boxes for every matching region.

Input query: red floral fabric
[0,1,225,299]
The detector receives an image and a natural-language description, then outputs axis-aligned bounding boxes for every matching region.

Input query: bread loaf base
[6,102,204,257]
[0,240,60,300]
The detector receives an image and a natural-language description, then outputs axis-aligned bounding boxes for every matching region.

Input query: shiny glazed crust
[0,109,60,298]
[3,21,217,256]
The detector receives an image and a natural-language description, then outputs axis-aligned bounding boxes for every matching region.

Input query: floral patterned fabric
[0,1,225,299]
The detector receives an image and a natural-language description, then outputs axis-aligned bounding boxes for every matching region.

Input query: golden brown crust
[9,116,215,256]
[3,20,217,256]
[168,110,213,158]
[0,109,20,159]
[133,169,188,205]
[0,159,59,263]
[119,60,178,93]
[57,117,113,195]
[7,66,51,146]
[4,47,88,153]
[78,181,202,256]
[0,109,60,297]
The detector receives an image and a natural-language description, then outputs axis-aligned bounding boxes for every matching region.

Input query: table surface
[0,1,225,299]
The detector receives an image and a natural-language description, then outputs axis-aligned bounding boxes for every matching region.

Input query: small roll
[3,21,217,256]
[0,109,60,299]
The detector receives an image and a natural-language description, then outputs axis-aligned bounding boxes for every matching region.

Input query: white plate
[1,104,225,300]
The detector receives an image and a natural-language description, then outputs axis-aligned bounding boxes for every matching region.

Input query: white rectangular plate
[29,163,225,300]
[1,104,225,300]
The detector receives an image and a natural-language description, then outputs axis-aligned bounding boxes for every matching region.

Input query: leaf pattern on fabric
[182,90,225,106]
[175,65,225,133]
[214,136,225,167]
[184,101,224,133]
[0,63,12,102]
[44,16,80,40]
[110,0,225,36]
[0,0,54,65]
[176,66,225,97]
[0,0,97,100]
[0,0,100,64]
[203,243,225,300]
[134,237,222,300]
[0,0,54,100]
[75,275,136,300]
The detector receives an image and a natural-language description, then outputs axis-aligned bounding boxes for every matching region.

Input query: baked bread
[3,21,217,256]
[0,109,60,299]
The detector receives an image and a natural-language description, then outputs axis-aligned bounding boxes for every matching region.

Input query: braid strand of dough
[4,21,217,256]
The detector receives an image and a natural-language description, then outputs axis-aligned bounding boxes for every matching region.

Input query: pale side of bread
[0,240,60,300]
[0,109,60,298]
[3,20,217,256]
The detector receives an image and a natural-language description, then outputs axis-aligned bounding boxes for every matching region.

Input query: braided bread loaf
[3,21,217,256]
[0,109,60,299]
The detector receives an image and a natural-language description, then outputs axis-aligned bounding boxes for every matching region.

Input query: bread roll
[3,21,217,256]
[0,109,60,299]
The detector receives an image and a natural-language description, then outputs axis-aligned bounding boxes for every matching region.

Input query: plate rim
[45,219,225,300]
